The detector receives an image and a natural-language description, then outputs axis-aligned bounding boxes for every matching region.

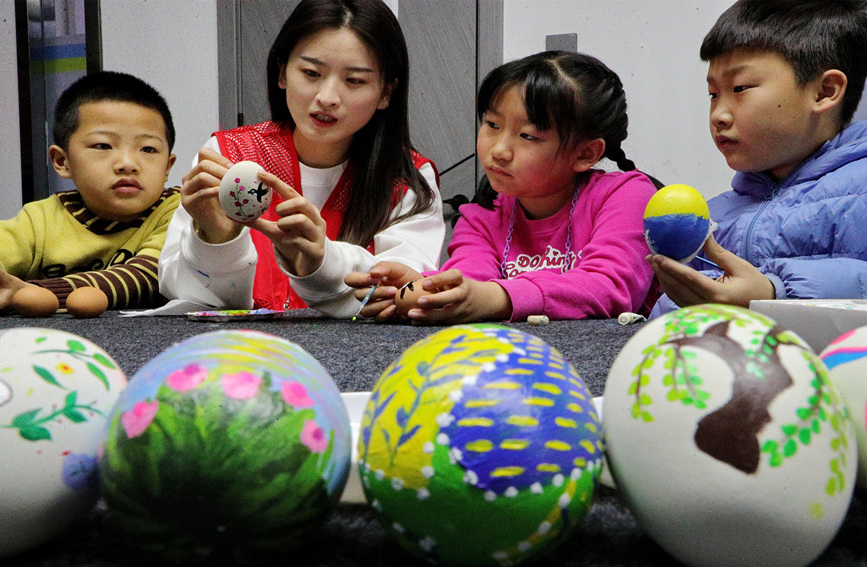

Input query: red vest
[214,121,435,310]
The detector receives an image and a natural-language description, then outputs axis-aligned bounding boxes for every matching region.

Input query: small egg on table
[65,287,109,319]
[11,286,59,317]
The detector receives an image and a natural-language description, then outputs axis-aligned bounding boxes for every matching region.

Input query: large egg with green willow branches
[0,328,126,558]
[603,304,855,567]
[99,330,351,564]
[357,324,601,566]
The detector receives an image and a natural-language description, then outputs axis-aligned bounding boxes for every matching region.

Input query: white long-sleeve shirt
[158,137,444,317]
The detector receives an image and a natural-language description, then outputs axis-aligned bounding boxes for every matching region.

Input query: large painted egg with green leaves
[0,328,125,558]
[358,324,601,566]
[603,305,855,567]
[99,330,350,563]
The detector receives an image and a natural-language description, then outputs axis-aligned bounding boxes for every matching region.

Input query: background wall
[1,2,22,220]
[100,0,219,188]
[3,0,867,220]
[0,0,219,220]
[505,0,734,197]
[504,0,867,197]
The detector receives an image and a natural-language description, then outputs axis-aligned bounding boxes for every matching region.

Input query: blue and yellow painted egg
[643,184,712,262]
[358,324,601,566]
[99,330,350,563]
[604,305,855,567]
[0,328,126,558]
[821,325,867,490]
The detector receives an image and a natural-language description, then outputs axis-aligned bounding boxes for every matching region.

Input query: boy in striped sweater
[0,71,179,310]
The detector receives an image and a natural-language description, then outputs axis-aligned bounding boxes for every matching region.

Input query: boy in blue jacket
[649,0,867,316]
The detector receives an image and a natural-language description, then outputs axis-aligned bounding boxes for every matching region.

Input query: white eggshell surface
[0,328,126,557]
[820,326,867,490]
[219,160,272,222]
[603,305,855,567]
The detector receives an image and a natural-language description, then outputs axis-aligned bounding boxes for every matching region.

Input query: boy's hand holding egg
[646,184,776,309]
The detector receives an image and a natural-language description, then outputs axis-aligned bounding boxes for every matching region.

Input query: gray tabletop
[0,310,634,396]
[3,311,866,567]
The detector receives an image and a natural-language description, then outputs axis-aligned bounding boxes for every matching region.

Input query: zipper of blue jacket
[742,184,779,266]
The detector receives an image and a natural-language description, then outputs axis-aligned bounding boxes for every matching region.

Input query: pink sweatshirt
[442,169,660,321]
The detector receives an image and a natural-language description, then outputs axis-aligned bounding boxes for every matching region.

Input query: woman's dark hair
[472,51,658,210]
[700,0,867,126]
[266,0,436,246]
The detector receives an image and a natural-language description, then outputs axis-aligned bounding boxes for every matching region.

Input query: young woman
[159,0,443,317]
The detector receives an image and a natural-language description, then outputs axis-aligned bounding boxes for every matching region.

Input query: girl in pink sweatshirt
[346,51,660,323]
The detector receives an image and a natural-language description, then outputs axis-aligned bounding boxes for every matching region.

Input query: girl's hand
[404,269,512,325]
[248,171,326,277]
[181,148,242,244]
[648,234,775,308]
[344,261,423,322]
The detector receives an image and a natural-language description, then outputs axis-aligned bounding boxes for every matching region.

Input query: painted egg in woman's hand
[219,161,272,222]
[394,279,434,316]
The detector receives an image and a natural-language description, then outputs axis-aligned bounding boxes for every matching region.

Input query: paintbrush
[352,282,378,321]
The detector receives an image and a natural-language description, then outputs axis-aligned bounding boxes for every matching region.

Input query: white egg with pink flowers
[219,160,272,222]
[603,304,856,567]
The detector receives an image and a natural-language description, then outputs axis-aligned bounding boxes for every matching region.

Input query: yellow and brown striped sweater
[0,188,180,309]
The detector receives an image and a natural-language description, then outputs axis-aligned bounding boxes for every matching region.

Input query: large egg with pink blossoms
[99,330,350,563]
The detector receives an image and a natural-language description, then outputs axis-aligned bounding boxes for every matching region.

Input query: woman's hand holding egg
[181,148,242,244]
[247,171,327,277]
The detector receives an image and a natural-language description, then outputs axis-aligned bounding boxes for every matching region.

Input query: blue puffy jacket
[651,120,867,317]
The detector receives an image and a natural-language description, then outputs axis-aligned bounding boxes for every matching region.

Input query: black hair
[472,51,659,210]
[265,0,436,247]
[700,0,867,126]
[53,71,175,151]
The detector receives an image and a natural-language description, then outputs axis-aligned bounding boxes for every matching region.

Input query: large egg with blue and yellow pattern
[357,324,601,566]
[643,184,712,262]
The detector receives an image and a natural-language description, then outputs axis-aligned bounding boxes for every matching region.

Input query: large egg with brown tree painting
[602,304,855,567]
